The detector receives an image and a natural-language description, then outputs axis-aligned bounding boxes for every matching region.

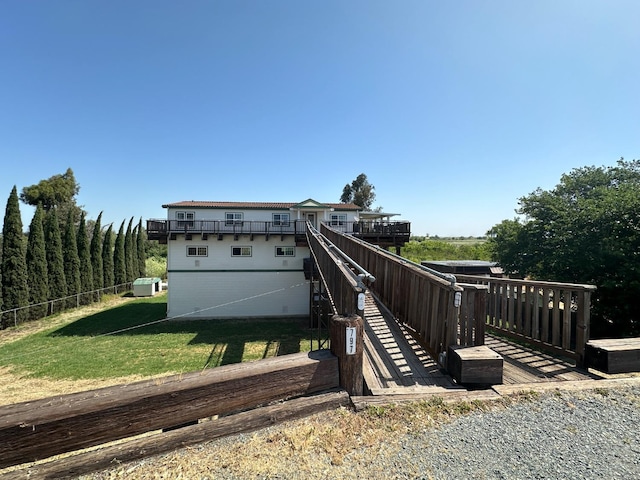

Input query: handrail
[323,226,456,286]
[320,223,465,357]
[307,224,376,287]
[306,223,365,317]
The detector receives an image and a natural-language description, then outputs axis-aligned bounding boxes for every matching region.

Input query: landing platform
[362,293,602,398]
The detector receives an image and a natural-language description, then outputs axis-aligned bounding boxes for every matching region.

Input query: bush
[145,256,167,280]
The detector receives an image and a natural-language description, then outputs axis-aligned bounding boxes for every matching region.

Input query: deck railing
[321,224,467,357]
[147,219,410,247]
[147,219,308,240]
[455,274,596,365]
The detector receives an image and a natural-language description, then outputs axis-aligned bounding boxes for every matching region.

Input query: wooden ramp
[362,293,460,395]
[362,293,602,396]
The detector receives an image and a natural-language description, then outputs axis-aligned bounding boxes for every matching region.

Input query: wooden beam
[0,350,339,469]
[4,390,351,480]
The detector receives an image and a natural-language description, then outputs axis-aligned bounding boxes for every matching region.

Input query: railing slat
[552,288,561,346]
[541,287,551,343]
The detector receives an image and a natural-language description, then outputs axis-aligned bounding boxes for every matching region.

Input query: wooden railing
[147,219,411,248]
[457,282,489,347]
[455,275,596,364]
[307,226,364,317]
[306,225,370,395]
[325,220,411,237]
[0,351,344,476]
[146,219,308,241]
[321,224,468,357]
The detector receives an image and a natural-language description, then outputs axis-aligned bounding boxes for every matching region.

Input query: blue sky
[1,1,639,237]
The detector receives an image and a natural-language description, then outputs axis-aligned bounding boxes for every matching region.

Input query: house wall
[167,234,310,319]
[163,202,360,319]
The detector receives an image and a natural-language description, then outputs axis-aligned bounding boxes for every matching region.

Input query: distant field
[435,237,487,246]
[401,237,491,263]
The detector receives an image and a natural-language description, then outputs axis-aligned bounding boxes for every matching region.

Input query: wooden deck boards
[362,293,602,396]
[484,334,602,384]
[363,293,459,395]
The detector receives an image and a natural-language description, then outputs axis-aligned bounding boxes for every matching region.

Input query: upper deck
[146,218,411,249]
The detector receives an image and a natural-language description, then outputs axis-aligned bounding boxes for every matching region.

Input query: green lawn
[0,293,324,380]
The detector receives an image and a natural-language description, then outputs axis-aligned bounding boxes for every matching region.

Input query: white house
[148,199,364,319]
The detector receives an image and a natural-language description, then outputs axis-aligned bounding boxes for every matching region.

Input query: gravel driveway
[410,386,640,479]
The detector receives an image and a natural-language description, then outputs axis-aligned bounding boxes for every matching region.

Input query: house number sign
[346,326,357,355]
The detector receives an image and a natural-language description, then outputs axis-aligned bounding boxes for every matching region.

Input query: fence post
[329,314,364,396]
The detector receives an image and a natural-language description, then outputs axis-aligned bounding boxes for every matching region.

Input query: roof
[359,211,400,219]
[133,277,162,285]
[162,200,362,211]
[423,261,498,267]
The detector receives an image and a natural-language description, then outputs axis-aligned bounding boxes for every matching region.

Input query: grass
[0,291,325,381]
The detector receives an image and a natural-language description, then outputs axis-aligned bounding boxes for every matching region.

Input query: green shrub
[145,256,167,279]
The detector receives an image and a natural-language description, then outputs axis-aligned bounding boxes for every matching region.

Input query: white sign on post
[346,326,357,355]
[357,292,365,311]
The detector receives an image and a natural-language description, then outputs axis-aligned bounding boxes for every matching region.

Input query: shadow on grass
[48,299,314,366]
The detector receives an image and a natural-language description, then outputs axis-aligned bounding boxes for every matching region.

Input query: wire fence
[0,283,133,330]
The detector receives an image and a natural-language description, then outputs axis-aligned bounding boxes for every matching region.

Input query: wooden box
[584,338,640,374]
[447,345,503,385]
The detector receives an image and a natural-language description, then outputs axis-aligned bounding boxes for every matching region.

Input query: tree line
[487,158,640,338]
[1,169,147,328]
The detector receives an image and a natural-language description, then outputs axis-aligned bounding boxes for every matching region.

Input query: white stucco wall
[166,235,310,319]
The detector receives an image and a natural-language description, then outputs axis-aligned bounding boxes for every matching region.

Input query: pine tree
[1,186,29,326]
[44,208,67,305]
[90,212,104,296]
[113,221,127,287]
[63,209,81,308]
[26,204,49,319]
[124,217,135,283]
[136,218,146,277]
[102,224,114,289]
[77,213,94,305]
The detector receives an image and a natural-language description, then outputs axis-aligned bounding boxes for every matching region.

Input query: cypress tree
[77,213,93,305]
[44,208,67,305]
[26,204,49,319]
[124,217,135,283]
[1,186,29,326]
[132,224,139,279]
[63,209,81,308]
[102,224,114,289]
[90,211,104,296]
[136,218,146,277]
[113,221,127,287]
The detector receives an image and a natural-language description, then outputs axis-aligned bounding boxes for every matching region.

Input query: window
[330,214,347,226]
[272,213,290,226]
[276,246,295,257]
[176,211,195,228]
[231,246,252,257]
[225,212,243,225]
[187,246,208,256]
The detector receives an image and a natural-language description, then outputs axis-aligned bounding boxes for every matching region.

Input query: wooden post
[330,314,364,396]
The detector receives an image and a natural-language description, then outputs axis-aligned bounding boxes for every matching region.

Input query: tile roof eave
[162,201,362,211]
